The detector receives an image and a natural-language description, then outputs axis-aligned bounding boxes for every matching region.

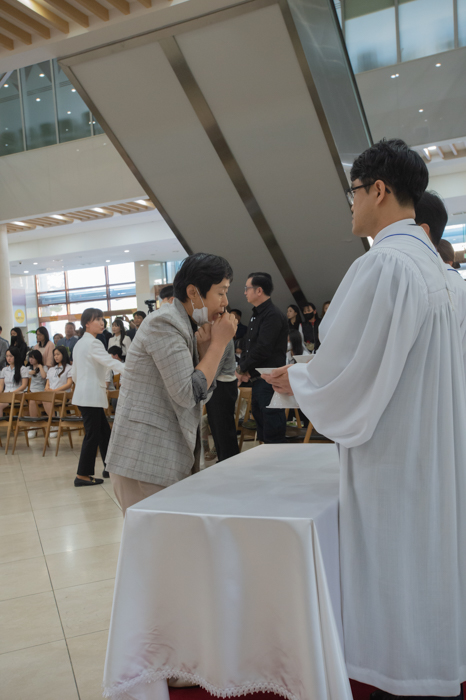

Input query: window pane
[39,303,67,318]
[399,0,454,62]
[345,0,397,73]
[20,61,57,150]
[92,115,105,135]
[67,267,106,288]
[110,296,137,312]
[109,283,136,299]
[68,287,107,303]
[38,291,67,305]
[444,225,466,246]
[53,60,92,143]
[0,70,24,156]
[37,272,65,292]
[459,0,466,47]
[108,263,135,285]
[69,301,107,316]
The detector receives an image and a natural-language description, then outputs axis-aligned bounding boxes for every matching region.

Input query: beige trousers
[110,473,165,516]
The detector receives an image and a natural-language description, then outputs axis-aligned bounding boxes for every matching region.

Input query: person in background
[102,319,112,346]
[33,327,55,368]
[106,253,237,515]
[72,308,125,487]
[108,345,123,362]
[10,327,28,365]
[110,319,131,358]
[231,309,247,340]
[127,311,147,340]
[205,339,239,463]
[0,326,8,370]
[301,302,321,352]
[26,349,48,438]
[42,346,73,436]
[159,285,174,305]
[287,304,302,334]
[321,301,331,318]
[0,347,29,415]
[236,272,288,444]
[53,333,64,345]
[62,322,79,359]
[286,329,310,364]
[106,346,123,408]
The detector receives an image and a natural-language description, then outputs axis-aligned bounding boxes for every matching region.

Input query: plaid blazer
[106,300,203,487]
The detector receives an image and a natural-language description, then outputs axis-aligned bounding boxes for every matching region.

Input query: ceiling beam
[104,0,129,15]
[14,0,69,33]
[0,1,50,38]
[0,15,31,41]
[41,0,89,27]
[135,0,151,7]
[73,0,108,21]
[0,31,14,47]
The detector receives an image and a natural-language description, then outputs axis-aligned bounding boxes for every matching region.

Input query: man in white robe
[415,191,466,362]
[265,139,466,698]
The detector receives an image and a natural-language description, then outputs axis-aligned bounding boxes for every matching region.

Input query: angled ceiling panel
[60,0,371,310]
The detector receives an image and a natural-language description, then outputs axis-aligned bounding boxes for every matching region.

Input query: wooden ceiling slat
[136,0,151,7]
[41,0,89,27]
[0,31,14,47]
[0,13,31,41]
[0,1,50,37]
[104,0,129,14]
[15,0,69,33]
[73,0,108,21]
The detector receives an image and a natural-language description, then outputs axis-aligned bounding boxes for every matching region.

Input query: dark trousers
[251,378,286,444]
[206,379,240,462]
[77,406,111,477]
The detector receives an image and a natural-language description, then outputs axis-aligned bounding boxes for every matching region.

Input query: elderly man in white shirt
[265,139,466,700]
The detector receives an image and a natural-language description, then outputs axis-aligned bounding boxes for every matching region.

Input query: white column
[0,224,14,336]
[135,260,154,312]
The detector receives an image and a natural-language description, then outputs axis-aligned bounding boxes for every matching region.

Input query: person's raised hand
[211,312,238,347]
[262,365,294,395]
[195,323,212,359]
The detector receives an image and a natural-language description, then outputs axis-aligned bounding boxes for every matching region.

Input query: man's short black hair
[173,253,233,302]
[108,345,123,358]
[414,190,448,248]
[230,309,242,317]
[159,285,174,301]
[134,311,146,319]
[247,272,273,297]
[350,138,428,207]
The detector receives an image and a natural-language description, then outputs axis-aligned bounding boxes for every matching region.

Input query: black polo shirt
[239,298,288,378]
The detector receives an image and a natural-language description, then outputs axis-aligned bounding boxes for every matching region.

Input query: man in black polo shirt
[236,272,288,443]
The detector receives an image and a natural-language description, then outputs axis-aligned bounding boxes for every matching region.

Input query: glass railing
[0,58,103,158]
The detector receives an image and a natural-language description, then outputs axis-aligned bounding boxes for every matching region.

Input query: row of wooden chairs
[0,386,120,456]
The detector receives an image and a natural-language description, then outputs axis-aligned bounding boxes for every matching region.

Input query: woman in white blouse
[72,308,124,487]
[43,345,73,412]
[110,319,131,358]
[0,347,29,415]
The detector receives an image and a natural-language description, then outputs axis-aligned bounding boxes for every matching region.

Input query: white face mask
[191,288,210,326]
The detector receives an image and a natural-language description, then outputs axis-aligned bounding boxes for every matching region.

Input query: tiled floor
[0,434,122,700]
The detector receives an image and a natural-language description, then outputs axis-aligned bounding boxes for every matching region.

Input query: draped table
[103,444,351,700]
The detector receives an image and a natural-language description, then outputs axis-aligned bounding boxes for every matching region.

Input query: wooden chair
[285,408,302,429]
[236,387,256,450]
[12,391,64,457]
[303,421,334,444]
[0,393,23,454]
[106,389,119,427]
[55,397,84,456]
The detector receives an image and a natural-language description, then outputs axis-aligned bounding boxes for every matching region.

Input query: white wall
[0,134,145,223]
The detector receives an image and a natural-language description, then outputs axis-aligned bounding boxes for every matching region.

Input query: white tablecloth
[103,444,351,700]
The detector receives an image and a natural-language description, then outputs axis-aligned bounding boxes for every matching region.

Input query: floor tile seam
[51,571,119,591]
[0,585,53,603]
[0,634,65,656]
[0,552,47,566]
[65,625,111,641]
[30,496,115,512]
[37,515,124,536]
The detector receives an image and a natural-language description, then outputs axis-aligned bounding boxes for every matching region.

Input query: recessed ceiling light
[67,111,71,114]
[36,98,40,102]
[3,84,8,88]
[106,259,110,262]
[140,264,144,267]
[419,109,424,112]
[24,270,29,273]
[39,73,45,77]
[436,63,441,67]
[93,207,105,213]
[33,262,38,265]
[135,200,150,206]
[12,221,26,226]
[71,89,76,92]
[124,250,130,253]
[52,214,65,220]
[390,73,399,79]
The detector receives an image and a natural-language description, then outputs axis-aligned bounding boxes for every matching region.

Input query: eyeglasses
[244,285,255,292]
[345,182,391,206]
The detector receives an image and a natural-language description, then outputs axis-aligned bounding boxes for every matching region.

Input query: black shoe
[102,470,110,478]
[74,476,104,487]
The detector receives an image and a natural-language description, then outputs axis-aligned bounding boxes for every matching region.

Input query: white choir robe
[289,219,466,696]
[446,263,466,368]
